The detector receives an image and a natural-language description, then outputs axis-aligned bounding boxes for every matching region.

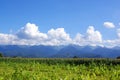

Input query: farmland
[0,58,120,80]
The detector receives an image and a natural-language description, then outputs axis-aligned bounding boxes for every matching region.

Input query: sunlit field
[0,58,120,80]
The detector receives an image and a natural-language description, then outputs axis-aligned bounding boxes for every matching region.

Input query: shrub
[116,56,120,59]
[73,56,78,58]
[0,52,3,57]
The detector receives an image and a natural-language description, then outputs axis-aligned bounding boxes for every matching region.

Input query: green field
[0,58,120,80]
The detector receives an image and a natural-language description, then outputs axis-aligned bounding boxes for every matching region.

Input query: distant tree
[0,52,3,57]
[13,56,17,58]
[73,56,78,58]
[116,56,120,59]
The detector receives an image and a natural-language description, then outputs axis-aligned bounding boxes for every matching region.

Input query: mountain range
[0,45,120,58]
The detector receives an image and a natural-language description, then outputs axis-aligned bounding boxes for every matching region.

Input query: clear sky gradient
[0,0,120,47]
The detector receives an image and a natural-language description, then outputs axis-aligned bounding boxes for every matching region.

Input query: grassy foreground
[0,58,120,80]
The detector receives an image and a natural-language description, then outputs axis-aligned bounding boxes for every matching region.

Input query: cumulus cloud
[15,23,72,46]
[103,39,120,48]
[1,22,120,47]
[103,22,115,28]
[17,23,48,40]
[0,33,17,45]
[73,33,85,46]
[73,26,102,46]
[117,28,120,38]
[74,33,84,42]
[48,28,71,43]
[86,26,102,42]
[102,28,120,47]
[37,28,71,46]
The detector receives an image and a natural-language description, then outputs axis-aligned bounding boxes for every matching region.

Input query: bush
[0,52,3,57]
[73,56,78,58]
[116,56,120,59]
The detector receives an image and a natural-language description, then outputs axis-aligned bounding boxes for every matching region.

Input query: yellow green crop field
[0,58,120,80]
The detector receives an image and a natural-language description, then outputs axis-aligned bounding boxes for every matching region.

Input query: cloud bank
[0,22,119,47]
[0,23,72,46]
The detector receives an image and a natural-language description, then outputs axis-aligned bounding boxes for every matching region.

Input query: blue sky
[0,0,120,47]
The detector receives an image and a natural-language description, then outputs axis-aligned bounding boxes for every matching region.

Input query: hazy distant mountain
[53,45,102,58]
[0,45,59,58]
[0,45,120,58]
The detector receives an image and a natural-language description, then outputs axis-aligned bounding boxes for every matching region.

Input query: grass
[0,58,120,80]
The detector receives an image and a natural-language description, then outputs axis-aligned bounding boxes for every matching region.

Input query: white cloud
[86,26,102,43]
[74,33,84,42]
[45,28,71,45]
[48,28,71,42]
[117,28,120,38]
[103,39,120,48]
[73,26,102,46]
[1,22,120,47]
[103,22,115,28]
[15,23,72,46]
[102,28,120,47]
[17,23,48,40]
[73,33,86,46]
[0,33,17,45]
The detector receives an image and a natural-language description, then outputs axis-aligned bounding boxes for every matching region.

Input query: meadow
[0,58,120,80]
